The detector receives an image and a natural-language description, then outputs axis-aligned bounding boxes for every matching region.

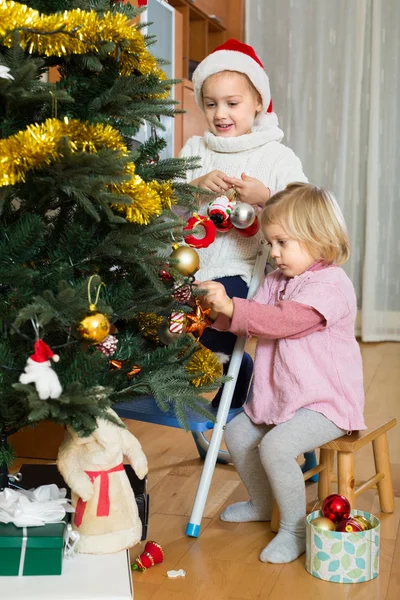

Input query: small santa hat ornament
[192,39,272,114]
[30,340,60,363]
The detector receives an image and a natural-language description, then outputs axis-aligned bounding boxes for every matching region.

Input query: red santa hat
[192,39,272,114]
[30,340,60,363]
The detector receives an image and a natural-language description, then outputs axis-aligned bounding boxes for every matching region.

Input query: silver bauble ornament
[230,203,256,229]
[158,319,184,345]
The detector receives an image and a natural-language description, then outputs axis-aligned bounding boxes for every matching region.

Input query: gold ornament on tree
[170,244,200,277]
[309,516,336,531]
[186,346,223,387]
[137,312,163,344]
[76,276,110,344]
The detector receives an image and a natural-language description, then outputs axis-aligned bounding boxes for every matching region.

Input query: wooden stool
[271,418,396,533]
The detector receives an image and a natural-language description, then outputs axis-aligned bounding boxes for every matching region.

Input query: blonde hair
[202,71,262,105]
[260,183,350,265]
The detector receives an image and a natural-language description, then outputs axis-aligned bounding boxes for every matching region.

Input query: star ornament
[185,301,212,338]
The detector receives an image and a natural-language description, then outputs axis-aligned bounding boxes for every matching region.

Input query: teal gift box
[305,509,380,583]
[0,520,66,576]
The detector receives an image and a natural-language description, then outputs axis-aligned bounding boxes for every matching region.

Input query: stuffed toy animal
[19,340,62,400]
[57,408,148,554]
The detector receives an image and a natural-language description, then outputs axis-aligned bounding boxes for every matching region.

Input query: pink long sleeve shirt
[213,263,366,431]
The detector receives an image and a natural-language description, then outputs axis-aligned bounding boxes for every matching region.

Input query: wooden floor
[12,342,400,599]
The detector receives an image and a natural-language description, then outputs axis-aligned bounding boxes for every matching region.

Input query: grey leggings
[224,408,345,535]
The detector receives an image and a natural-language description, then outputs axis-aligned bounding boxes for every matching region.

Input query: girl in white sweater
[179,39,307,408]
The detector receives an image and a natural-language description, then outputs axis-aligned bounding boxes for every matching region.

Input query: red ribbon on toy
[74,463,125,528]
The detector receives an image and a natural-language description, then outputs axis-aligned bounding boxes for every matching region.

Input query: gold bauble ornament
[77,312,110,344]
[78,275,110,343]
[352,515,372,531]
[310,516,336,531]
[170,244,200,277]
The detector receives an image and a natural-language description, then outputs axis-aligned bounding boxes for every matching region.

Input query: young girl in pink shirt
[198,182,365,564]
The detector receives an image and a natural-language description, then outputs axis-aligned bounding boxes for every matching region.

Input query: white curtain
[246,0,400,341]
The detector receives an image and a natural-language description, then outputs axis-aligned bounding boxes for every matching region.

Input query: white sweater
[179,122,307,284]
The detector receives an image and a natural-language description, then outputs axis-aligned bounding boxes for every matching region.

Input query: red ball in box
[336,517,364,533]
[322,494,351,523]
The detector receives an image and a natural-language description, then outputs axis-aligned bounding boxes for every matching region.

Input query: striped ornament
[169,312,186,334]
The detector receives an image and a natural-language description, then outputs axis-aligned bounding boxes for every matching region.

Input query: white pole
[186,242,268,536]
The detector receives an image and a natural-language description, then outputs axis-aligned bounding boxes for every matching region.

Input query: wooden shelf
[169,0,244,150]
[169,0,229,80]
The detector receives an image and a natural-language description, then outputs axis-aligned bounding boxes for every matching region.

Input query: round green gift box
[305,509,380,583]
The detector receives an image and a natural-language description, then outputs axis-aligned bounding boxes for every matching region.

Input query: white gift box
[0,549,133,599]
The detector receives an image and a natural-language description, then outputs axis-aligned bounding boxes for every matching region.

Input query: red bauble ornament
[184,214,216,249]
[322,494,351,523]
[236,216,260,237]
[132,541,164,571]
[336,518,364,533]
[159,269,173,281]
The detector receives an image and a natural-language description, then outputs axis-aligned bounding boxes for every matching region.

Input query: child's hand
[223,173,271,207]
[197,281,234,319]
[192,170,230,193]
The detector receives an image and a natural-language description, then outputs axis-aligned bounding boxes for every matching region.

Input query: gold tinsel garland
[0,0,166,80]
[186,346,223,387]
[0,118,175,224]
[110,164,175,225]
[137,312,163,345]
[0,118,125,186]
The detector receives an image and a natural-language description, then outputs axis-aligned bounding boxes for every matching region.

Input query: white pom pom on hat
[192,38,273,114]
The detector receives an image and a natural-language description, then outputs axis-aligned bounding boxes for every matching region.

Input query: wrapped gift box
[306,509,380,583]
[19,463,149,540]
[0,520,66,577]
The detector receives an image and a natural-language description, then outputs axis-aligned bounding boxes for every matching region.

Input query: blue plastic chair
[115,396,244,465]
[114,243,317,537]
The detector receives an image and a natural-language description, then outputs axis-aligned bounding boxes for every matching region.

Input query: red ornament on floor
[132,541,164,571]
[322,494,351,523]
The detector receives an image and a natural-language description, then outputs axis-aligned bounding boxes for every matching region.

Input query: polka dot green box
[305,509,380,583]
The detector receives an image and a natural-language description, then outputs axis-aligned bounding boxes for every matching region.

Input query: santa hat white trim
[192,45,271,113]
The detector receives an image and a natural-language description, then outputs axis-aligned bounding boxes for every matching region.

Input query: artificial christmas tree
[0,0,223,487]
